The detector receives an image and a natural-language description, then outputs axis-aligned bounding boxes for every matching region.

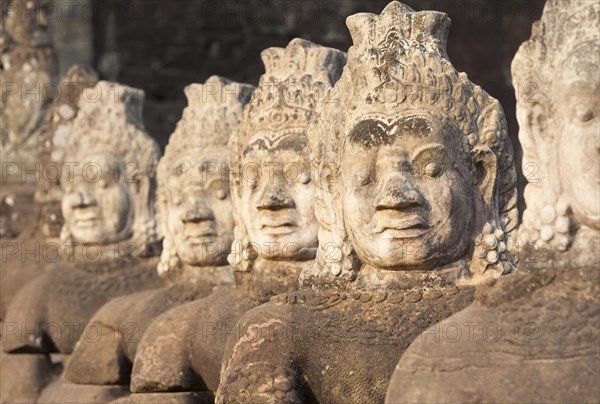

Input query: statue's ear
[312,161,340,232]
[313,195,332,232]
[515,102,549,192]
[472,145,497,206]
[156,195,168,242]
[519,102,550,145]
[319,161,339,193]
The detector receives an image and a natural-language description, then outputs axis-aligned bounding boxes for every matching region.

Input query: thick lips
[260,224,296,235]
[259,214,297,235]
[74,219,97,228]
[183,222,216,242]
[74,212,97,228]
[373,214,429,239]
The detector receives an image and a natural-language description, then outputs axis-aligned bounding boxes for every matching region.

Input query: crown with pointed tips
[332,1,507,149]
[166,76,254,151]
[67,81,159,178]
[513,0,599,88]
[238,38,346,136]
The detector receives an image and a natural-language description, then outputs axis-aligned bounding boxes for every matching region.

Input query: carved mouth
[185,236,218,245]
[260,220,297,235]
[74,214,97,228]
[374,215,429,238]
[184,222,216,241]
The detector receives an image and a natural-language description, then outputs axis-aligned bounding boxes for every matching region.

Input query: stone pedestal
[0,351,53,402]
[38,379,129,403]
[129,392,214,404]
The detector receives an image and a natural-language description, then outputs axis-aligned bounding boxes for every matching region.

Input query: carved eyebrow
[169,173,227,191]
[410,143,446,161]
[348,116,434,149]
[172,160,224,175]
[243,134,307,155]
[202,177,228,188]
[563,81,600,96]
[347,119,395,148]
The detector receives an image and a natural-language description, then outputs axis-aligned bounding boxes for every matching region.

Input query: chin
[261,253,298,261]
[358,244,435,271]
[574,211,600,231]
[186,257,225,266]
[71,231,102,245]
[254,234,290,247]
[183,239,216,248]
[364,255,425,271]
[182,248,223,264]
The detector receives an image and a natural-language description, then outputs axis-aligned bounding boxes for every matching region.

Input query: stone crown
[67,81,160,178]
[239,38,347,135]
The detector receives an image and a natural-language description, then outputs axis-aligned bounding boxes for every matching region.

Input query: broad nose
[182,203,214,223]
[70,187,97,208]
[374,173,424,211]
[36,9,49,29]
[257,182,294,211]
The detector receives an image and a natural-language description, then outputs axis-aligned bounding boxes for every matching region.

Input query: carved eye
[171,194,183,206]
[354,170,371,186]
[299,173,311,185]
[424,162,441,178]
[216,189,227,200]
[245,179,258,191]
[574,104,595,123]
[173,164,184,176]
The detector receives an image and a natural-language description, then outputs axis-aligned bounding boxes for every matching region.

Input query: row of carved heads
[56,1,598,280]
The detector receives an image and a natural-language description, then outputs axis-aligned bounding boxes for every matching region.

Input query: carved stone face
[61,152,133,244]
[165,151,234,266]
[240,131,318,260]
[7,1,52,47]
[555,42,600,230]
[341,113,475,270]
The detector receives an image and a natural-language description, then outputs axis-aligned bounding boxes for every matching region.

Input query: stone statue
[39,76,254,402]
[1,81,163,403]
[127,38,346,403]
[216,3,517,403]
[0,0,64,322]
[386,1,599,402]
[0,65,98,322]
[0,195,17,238]
[1,0,58,180]
[35,64,99,238]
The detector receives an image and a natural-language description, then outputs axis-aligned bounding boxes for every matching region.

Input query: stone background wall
[47,0,544,209]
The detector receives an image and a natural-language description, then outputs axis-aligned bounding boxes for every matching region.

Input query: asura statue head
[307,2,518,284]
